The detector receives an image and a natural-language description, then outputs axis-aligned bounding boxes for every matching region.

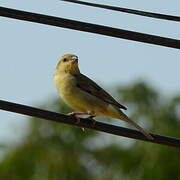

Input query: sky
[0,0,180,143]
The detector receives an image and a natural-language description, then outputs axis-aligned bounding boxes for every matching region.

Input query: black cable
[0,6,180,49]
[0,100,180,148]
[61,0,180,22]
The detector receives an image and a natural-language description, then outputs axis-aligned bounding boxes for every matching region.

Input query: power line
[61,0,180,22]
[0,6,180,49]
[0,99,180,148]
[0,6,180,147]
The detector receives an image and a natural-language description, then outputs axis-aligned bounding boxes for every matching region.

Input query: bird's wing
[73,73,127,110]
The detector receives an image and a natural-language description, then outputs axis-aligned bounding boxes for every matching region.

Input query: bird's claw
[68,112,78,116]
[68,112,81,124]
[88,115,95,119]
[68,112,96,127]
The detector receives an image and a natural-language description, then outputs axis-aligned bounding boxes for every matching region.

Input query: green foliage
[0,81,179,179]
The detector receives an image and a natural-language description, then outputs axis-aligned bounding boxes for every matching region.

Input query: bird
[53,54,153,140]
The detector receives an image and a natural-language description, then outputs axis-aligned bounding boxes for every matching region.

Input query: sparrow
[53,54,153,140]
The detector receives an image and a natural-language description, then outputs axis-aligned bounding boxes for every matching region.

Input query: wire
[0,6,180,49]
[0,99,180,148]
[61,0,180,22]
[0,6,179,147]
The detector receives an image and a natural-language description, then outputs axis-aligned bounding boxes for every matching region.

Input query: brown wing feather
[74,73,127,110]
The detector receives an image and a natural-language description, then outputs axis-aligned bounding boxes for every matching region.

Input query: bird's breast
[54,72,108,113]
[54,73,76,97]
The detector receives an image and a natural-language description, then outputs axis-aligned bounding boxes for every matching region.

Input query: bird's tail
[113,106,153,140]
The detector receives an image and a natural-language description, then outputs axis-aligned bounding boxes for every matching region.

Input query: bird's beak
[71,56,78,64]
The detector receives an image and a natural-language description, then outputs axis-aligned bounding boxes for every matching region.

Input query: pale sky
[0,0,180,143]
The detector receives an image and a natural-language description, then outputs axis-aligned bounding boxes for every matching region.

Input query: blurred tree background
[0,81,179,180]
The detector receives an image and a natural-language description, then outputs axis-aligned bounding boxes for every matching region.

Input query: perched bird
[54,54,153,140]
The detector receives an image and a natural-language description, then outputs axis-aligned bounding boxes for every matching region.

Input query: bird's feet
[68,112,91,132]
[68,112,96,126]
[68,112,84,124]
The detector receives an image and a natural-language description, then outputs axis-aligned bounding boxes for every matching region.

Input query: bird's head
[55,54,80,74]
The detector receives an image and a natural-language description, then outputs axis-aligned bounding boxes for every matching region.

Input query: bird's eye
[63,58,68,62]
